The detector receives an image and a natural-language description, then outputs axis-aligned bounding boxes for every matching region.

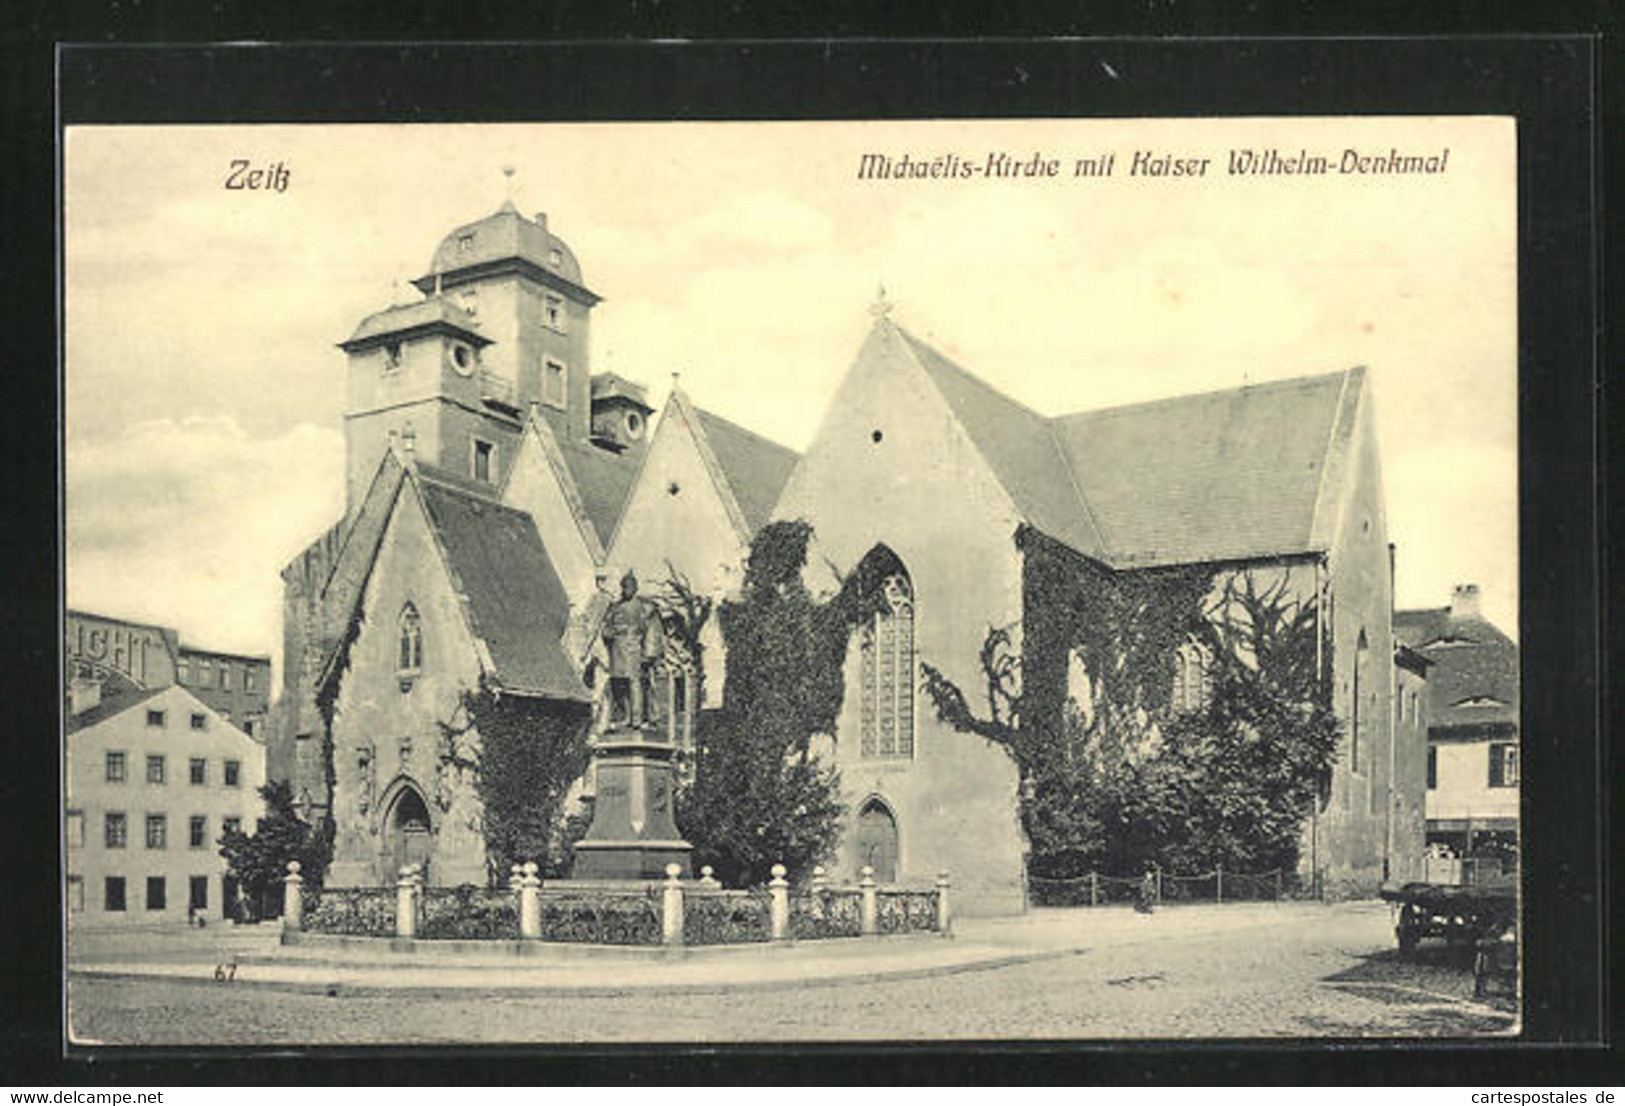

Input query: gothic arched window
[860,574,915,759]
[1171,639,1213,713]
[1351,628,1368,773]
[398,603,423,673]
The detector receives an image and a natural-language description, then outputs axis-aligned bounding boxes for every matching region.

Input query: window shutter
[1487,743,1502,787]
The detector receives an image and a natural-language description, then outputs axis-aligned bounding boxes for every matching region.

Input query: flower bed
[683,890,771,944]
[305,887,396,937]
[790,889,863,939]
[537,892,662,945]
[419,885,519,940]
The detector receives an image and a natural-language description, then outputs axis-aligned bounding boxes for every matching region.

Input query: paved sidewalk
[68,901,1391,998]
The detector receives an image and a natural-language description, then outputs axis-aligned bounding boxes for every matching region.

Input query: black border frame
[4,30,1606,1085]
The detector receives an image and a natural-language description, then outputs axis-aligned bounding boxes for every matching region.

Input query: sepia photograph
[62,114,1522,1045]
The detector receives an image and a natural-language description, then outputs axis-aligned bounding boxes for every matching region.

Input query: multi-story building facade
[65,609,272,739]
[65,683,267,924]
[1396,584,1519,860]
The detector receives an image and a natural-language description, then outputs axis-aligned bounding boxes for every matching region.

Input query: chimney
[1449,583,1482,621]
[69,677,102,716]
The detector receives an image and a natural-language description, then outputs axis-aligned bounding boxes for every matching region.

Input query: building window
[223,816,242,836]
[244,669,258,693]
[104,876,126,912]
[146,709,165,728]
[68,875,84,913]
[105,812,127,849]
[219,665,232,690]
[189,815,207,849]
[1426,746,1437,790]
[196,661,213,688]
[548,247,562,267]
[66,810,85,848]
[105,750,126,783]
[544,358,567,409]
[458,233,475,252]
[146,755,166,785]
[398,604,423,673]
[472,439,494,483]
[224,760,242,788]
[459,287,478,316]
[1488,743,1519,788]
[188,758,206,785]
[190,713,208,732]
[146,814,167,850]
[177,659,191,683]
[383,341,402,374]
[189,875,208,912]
[860,574,916,759]
[544,293,566,333]
[146,876,166,911]
[1171,639,1214,713]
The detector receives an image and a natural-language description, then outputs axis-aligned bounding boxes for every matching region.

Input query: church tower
[338,200,604,515]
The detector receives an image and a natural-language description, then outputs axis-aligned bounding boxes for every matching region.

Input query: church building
[270,196,1418,906]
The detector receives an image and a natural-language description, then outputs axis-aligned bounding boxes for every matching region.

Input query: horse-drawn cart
[1380,877,1518,997]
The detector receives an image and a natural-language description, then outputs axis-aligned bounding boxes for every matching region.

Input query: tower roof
[339,296,490,352]
[413,204,600,304]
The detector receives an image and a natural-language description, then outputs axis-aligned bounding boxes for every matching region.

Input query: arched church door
[386,785,433,880]
[855,800,899,883]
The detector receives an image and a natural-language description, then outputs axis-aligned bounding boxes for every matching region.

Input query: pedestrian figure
[1135,869,1157,914]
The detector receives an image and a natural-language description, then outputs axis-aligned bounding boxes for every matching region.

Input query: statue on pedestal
[601,570,665,731]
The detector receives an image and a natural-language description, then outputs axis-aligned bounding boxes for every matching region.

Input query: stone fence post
[934,870,952,935]
[519,861,541,940]
[661,863,684,947]
[283,861,304,932]
[859,865,878,936]
[509,863,524,895]
[396,864,418,939]
[810,865,828,894]
[769,863,790,941]
[699,865,721,891]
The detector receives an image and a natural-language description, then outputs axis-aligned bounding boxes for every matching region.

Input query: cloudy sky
[64,117,1517,678]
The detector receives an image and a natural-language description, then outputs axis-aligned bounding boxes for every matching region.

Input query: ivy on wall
[923,524,1340,879]
[676,520,863,887]
[437,683,593,887]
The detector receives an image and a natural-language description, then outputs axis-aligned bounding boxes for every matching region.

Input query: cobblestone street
[67,902,1516,1045]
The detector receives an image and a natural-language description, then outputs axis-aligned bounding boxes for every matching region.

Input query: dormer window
[544,293,566,333]
[544,358,567,409]
[458,233,475,253]
[548,248,562,267]
[398,603,423,676]
[472,439,495,484]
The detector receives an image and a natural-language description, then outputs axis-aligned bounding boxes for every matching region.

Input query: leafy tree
[675,520,849,886]
[218,780,329,916]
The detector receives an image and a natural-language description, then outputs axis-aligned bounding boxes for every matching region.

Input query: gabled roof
[1052,369,1355,567]
[898,329,1108,560]
[415,472,589,701]
[65,685,166,735]
[554,432,641,549]
[1394,607,1519,732]
[691,406,800,534]
[888,320,1361,571]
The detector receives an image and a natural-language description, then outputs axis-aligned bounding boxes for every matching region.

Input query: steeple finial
[870,283,893,319]
[500,165,519,212]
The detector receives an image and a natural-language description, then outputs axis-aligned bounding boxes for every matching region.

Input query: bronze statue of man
[601,570,665,729]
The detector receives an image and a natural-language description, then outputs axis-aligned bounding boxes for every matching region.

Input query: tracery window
[1170,639,1214,713]
[860,574,915,759]
[398,603,423,673]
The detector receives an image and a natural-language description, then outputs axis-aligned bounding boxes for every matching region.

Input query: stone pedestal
[571,727,693,880]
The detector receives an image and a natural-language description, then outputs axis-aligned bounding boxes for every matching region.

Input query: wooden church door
[856,800,899,883]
